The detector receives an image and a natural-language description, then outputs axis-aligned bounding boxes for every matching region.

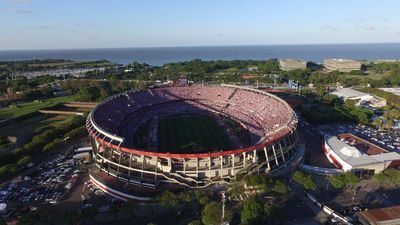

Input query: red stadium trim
[87,85,297,158]
[328,154,343,169]
[89,129,290,158]
[91,176,127,201]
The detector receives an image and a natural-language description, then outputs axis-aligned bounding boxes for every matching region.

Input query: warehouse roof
[330,88,371,100]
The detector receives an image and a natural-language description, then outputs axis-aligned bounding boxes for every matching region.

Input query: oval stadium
[86,84,300,200]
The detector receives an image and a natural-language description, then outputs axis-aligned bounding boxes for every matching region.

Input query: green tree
[63,210,79,225]
[315,85,326,97]
[81,206,98,225]
[179,192,193,208]
[272,180,288,195]
[293,171,317,191]
[241,199,264,225]
[202,202,232,225]
[158,191,179,214]
[195,190,210,206]
[187,220,202,225]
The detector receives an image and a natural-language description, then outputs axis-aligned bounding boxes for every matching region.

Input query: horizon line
[1,42,400,52]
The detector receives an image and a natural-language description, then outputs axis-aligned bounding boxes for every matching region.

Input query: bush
[17,156,31,167]
[374,169,400,186]
[0,164,17,176]
[329,172,360,189]
[34,125,55,134]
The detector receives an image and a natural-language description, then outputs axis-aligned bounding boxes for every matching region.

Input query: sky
[1,0,400,50]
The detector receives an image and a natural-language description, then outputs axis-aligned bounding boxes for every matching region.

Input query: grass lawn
[0,95,76,120]
[157,114,232,153]
[343,73,384,80]
[0,114,71,147]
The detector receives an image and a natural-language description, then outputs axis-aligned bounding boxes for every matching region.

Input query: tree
[315,85,326,97]
[187,220,202,225]
[272,180,288,195]
[241,199,264,225]
[17,210,41,225]
[63,210,79,225]
[121,200,136,218]
[158,191,179,213]
[81,206,98,225]
[329,172,360,189]
[202,202,232,225]
[179,192,193,208]
[293,171,317,191]
[195,190,210,206]
[264,202,283,224]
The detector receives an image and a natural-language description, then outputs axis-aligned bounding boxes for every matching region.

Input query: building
[324,59,362,72]
[86,85,300,200]
[330,88,386,108]
[379,87,400,96]
[279,59,307,71]
[357,205,400,225]
[322,133,400,173]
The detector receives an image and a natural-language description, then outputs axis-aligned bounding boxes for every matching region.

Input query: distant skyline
[1,0,400,50]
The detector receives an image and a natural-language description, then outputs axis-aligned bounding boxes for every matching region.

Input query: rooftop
[330,88,371,100]
[358,205,400,224]
[325,133,400,167]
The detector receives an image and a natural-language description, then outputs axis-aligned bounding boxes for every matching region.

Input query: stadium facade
[86,85,299,200]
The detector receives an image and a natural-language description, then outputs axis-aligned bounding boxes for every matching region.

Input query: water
[1,43,400,66]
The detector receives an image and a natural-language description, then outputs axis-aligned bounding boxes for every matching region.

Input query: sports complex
[86,84,300,200]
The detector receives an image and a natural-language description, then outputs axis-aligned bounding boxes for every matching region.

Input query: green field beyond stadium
[158,114,233,153]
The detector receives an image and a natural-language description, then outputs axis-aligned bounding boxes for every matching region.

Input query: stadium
[86,84,299,200]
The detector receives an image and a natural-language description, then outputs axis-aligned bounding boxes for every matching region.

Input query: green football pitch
[157,114,233,153]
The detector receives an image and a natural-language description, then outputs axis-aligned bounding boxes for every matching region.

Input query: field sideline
[158,114,232,153]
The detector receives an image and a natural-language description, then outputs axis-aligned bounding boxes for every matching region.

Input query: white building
[330,88,386,108]
[379,87,400,96]
[323,133,400,173]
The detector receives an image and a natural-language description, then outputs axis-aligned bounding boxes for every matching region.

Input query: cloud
[11,0,32,3]
[320,25,340,31]
[30,25,58,30]
[356,25,390,32]
[15,9,34,14]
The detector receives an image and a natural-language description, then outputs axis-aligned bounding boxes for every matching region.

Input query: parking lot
[0,152,85,220]
[318,123,400,153]
[81,179,124,211]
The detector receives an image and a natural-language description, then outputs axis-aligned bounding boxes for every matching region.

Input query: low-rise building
[322,133,400,173]
[279,59,307,71]
[357,205,400,225]
[324,59,362,72]
[330,88,386,108]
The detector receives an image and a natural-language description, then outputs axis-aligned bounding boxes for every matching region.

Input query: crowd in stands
[90,85,296,149]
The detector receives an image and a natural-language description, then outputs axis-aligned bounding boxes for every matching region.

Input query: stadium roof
[325,135,400,167]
